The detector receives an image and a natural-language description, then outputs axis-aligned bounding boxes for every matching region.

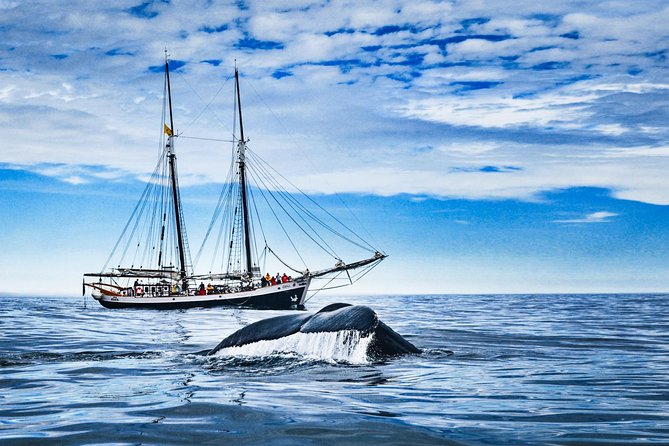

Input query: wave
[0,350,161,367]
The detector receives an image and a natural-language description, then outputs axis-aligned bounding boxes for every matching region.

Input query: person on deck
[261,275,268,287]
[275,273,281,285]
[281,273,288,283]
[198,282,205,295]
[206,283,214,294]
[270,275,277,286]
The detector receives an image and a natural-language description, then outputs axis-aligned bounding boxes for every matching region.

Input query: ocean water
[1,294,669,445]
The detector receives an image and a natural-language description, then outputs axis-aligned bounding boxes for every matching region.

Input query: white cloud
[396,90,596,129]
[61,175,88,185]
[1,0,669,207]
[595,124,627,136]
[554,211,618,224]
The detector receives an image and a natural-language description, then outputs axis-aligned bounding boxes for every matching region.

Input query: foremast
[165,55,189,292]
[235,65,254,280]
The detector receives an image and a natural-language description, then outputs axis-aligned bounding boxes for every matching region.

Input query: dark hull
[95,285,308,310]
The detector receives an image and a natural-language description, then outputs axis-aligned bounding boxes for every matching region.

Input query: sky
[2,0,669,295]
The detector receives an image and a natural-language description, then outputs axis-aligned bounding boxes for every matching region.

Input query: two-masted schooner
[83,55,386,310]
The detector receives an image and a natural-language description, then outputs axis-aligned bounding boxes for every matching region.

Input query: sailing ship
[83,55,386,310]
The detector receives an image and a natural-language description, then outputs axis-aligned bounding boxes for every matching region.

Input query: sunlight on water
[212,330,374,364]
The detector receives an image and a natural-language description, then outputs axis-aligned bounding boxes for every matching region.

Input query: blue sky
[2,0,669,295]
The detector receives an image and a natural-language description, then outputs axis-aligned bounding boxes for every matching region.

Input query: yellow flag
[164,124,173,136]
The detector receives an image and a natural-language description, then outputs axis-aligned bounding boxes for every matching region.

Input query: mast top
[235,64,246,144]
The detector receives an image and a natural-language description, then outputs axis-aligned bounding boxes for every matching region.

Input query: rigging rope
[245,148,377,253]
[176,69,233,131]
[249,171,309,268]
[265,245,304,275]
[179,135,234,143]
[103,145,166,271]
[245,148,376,255]
[246,77,381,253]
[245,152,341,258]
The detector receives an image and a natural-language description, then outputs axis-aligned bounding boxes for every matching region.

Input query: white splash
[212,330,374,364]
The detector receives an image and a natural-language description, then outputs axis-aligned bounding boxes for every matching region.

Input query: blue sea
[2,294,669,445]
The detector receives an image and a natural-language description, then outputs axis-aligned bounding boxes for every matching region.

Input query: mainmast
[235,65,254,277]
[165,55,189,291]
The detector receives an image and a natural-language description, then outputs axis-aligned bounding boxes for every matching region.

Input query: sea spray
[212,330,374,364]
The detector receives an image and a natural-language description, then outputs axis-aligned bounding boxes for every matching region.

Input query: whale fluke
[208,304,420,359]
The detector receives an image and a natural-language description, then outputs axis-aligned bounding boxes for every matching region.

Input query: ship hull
[92,280,309,310]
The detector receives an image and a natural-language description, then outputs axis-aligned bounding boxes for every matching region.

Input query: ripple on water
[2,294,669,445]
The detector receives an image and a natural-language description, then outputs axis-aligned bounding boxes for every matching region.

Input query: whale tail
[208,303,420,361]
[369,320,421,357]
